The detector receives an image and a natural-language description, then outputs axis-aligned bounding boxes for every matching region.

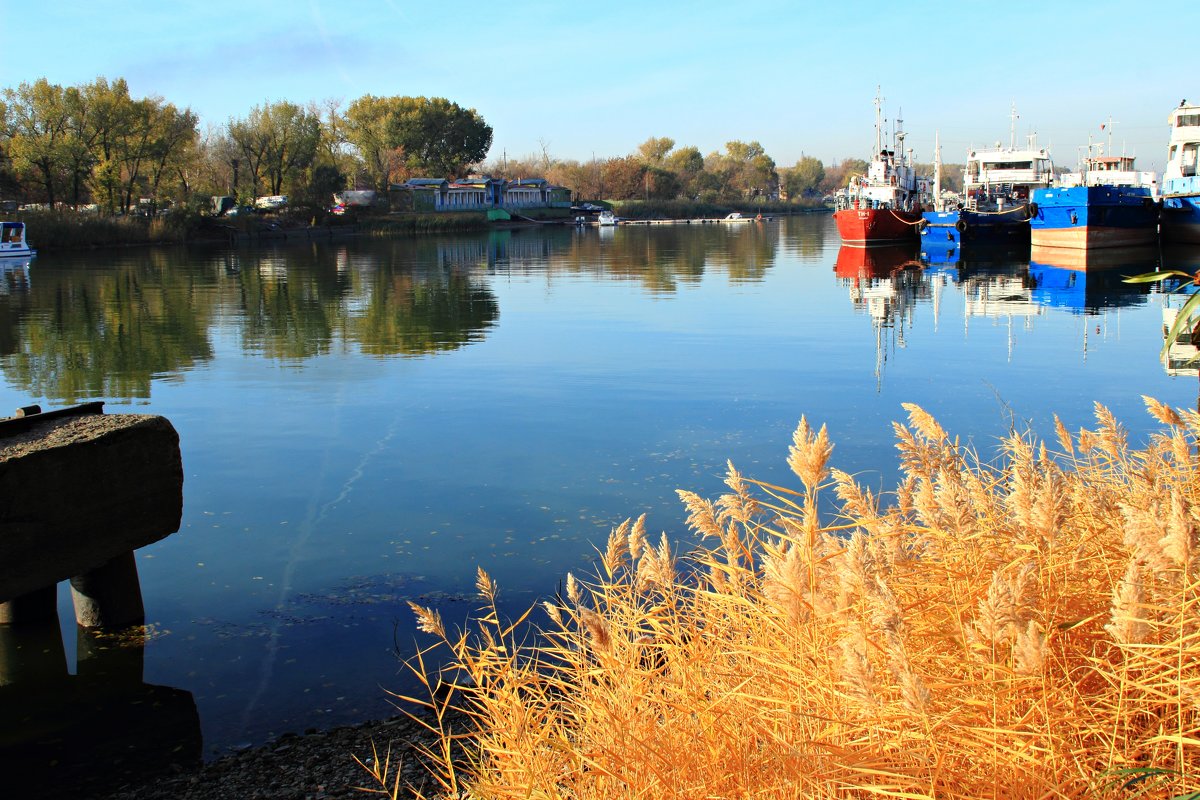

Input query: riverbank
[96,712,454,800]
[15,201,830,252]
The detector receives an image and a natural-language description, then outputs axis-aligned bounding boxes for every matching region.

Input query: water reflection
[3,252,218,402]
[1,225,790,403]
[1159,245,1200,380]
[837,242,1162,387]
[0,244,505,401]
[834,245,928,387]
[0,623,201,798]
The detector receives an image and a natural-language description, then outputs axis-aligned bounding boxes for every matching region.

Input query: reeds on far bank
[399,399,1200,799]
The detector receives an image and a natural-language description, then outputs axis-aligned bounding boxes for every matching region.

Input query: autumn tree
[600,156,647,200]
[637,136,675,166]
[227,101,321,196]
[821,157,869,194]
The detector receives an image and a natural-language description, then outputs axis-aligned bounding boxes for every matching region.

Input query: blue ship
[1162,100,1200,245]
[1030,154,1159,249]
[922,110,1053,248]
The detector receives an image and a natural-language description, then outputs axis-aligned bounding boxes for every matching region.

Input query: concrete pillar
[0,596,68,686]
[76,625,145,685]
[0,584,58,625]
[69,551,144,629]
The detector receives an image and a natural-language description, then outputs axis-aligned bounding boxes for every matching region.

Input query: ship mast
[1009,101,1019,150]
[1104,114,1117,155]
[934,130,943,211]
[873,86,884,156]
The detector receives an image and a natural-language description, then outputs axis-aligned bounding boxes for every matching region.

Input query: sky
[4,0,1197,174]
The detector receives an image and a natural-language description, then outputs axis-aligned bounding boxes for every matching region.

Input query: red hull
[834,244,918,280]
[834,208,921,246]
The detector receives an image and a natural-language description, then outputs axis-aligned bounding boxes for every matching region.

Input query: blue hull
[1029,185,1158,249]
[1161,176,1200,244]
[1029,259,1157,313]
[920,208,1030,266]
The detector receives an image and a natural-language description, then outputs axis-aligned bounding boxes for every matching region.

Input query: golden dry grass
[394,399,1200,799]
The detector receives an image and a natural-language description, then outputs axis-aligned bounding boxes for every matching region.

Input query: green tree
[785,155,825,199]
[644,167,681,200]
[665,145,704,198]
[343,94,405,190]
[721,140,777,199]
[3,79,74,206]
[343,95,492,182]
[228,101,320,197]
[385,96,492,177]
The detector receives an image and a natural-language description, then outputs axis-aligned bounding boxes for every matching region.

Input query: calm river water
[1,215,1197,774]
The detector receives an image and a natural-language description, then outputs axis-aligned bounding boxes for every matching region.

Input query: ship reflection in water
[836,241,1162,388]
[833,245,928,388]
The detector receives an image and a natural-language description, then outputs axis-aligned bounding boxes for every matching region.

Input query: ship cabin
[1164,101,1200,194]
[964,144,1054,206]
[1057,154,1158,191]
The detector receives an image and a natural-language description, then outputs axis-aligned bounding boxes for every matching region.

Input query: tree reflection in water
[0,223,795,404]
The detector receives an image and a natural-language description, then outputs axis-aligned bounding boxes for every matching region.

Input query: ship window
[1177,114,1200,127]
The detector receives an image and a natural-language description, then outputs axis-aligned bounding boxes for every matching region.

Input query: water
[0,216,1195,774]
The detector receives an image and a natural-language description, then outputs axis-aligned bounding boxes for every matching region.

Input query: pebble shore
[97,714,456,800]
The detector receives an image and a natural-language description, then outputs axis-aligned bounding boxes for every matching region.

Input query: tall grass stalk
[399,399,1200,799]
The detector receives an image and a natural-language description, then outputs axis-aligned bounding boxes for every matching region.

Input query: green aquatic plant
[1124,268,1200,362]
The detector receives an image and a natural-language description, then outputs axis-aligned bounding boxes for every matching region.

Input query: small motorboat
[0,221,36,259]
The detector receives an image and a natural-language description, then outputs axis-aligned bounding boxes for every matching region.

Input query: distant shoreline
[16,203,831,253]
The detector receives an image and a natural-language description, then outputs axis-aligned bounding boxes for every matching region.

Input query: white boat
[597,210,617,226]
[1161,99,1200,244]
[0,221,36,259]
[962,134,1054,214]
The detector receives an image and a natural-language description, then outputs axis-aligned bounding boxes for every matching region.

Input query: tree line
[0,75,890,213]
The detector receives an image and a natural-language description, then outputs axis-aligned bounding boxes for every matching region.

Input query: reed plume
[395,398,1200,799]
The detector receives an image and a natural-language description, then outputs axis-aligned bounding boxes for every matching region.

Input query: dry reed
[391,399,1200,799]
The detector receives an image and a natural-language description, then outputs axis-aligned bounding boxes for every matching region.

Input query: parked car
[254,195,288,211]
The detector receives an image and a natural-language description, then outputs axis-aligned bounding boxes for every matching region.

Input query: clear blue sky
[4,0,1195,173]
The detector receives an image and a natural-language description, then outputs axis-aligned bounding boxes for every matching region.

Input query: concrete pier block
[70,551,145,629]
[0,412,182,605]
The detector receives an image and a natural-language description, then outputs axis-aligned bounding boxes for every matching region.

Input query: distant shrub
[396,399,1200,799]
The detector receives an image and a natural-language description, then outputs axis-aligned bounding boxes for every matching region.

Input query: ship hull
[1029,186,1158,249]
[834,208,921,246]
[1161,192,1200,244]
